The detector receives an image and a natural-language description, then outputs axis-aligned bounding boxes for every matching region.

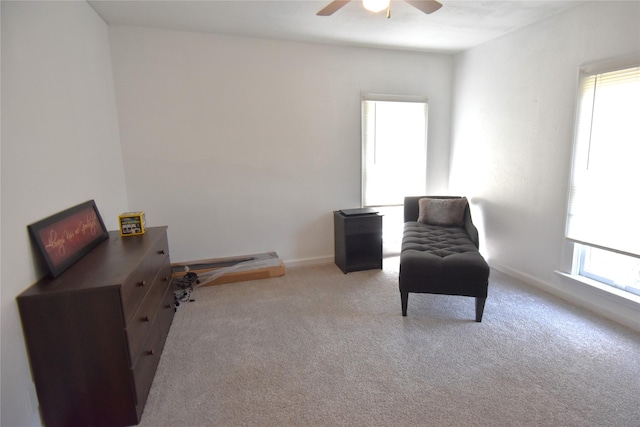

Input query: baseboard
[489,261,640,332]
[283,255,334,269]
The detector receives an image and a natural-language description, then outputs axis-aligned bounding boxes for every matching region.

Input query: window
[578,245,640,296]
[361,94,428,207]
[566,62,640,295]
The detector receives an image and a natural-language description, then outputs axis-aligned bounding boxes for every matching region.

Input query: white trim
[361,92,429,103]
[555,271,640,304]
[489,261,640,332]
[580,54,640,76]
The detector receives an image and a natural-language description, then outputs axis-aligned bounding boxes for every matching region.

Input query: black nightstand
[333,210,383,274]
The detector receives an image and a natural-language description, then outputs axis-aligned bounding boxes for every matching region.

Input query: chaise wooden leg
[475,297,486,322]
[401,291,408,316]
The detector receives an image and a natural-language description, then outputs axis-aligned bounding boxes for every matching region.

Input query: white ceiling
[88,0,585,54]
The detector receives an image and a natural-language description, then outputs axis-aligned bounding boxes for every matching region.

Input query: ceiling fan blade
[404,0,443,15]
[317,0,351,16]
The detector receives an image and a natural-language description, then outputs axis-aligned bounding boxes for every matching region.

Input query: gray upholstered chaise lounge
[399,196,490,321]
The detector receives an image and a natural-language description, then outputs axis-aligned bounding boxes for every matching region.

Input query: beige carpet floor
[138,257,640,426]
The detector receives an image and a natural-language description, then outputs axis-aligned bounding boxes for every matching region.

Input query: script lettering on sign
[29,200,109,278]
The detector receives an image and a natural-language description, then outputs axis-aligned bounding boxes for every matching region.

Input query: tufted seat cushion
[401,222,490,288]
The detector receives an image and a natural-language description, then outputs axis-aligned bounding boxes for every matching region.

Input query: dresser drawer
[120,237,170,324]
[148,234,170,278]
[125,262,172,363]
[131,284,175,408]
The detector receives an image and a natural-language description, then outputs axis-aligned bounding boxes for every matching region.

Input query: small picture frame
[28,200,109,278]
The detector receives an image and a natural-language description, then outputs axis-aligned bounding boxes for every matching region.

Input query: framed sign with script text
[28,200,109,278]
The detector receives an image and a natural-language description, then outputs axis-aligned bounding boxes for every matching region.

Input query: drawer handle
[146,350,154,356]
[137,280,146,287]
[142,316,150,322]
[158,249,165,255]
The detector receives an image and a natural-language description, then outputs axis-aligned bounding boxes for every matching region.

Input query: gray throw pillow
[417,197,467,226]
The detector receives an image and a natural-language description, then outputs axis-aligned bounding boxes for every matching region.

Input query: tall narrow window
[566,63,640,295]
[361,94,428,207]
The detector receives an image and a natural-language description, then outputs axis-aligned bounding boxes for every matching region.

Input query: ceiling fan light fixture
[363,0,390,13]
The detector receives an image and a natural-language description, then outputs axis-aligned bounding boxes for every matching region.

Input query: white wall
[7,1,637,425]
[108,26,453,265]
[450,1,640,329]
[1,2,128,425]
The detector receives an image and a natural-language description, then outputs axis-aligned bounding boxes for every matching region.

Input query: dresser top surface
[19,226,168,298]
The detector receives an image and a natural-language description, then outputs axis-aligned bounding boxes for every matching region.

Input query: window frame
[564,56,640,295]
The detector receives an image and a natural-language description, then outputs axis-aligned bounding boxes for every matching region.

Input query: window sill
[554,270,640,307]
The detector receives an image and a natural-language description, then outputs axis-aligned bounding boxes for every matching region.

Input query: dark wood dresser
[17,226,174,427]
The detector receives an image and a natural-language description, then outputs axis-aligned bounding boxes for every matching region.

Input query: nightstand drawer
[345,216,382,235]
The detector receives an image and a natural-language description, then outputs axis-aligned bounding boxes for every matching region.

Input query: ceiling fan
[317,0,443,19]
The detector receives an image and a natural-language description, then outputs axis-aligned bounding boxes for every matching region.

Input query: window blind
[566,65,640,257]
[361,95,428,207]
